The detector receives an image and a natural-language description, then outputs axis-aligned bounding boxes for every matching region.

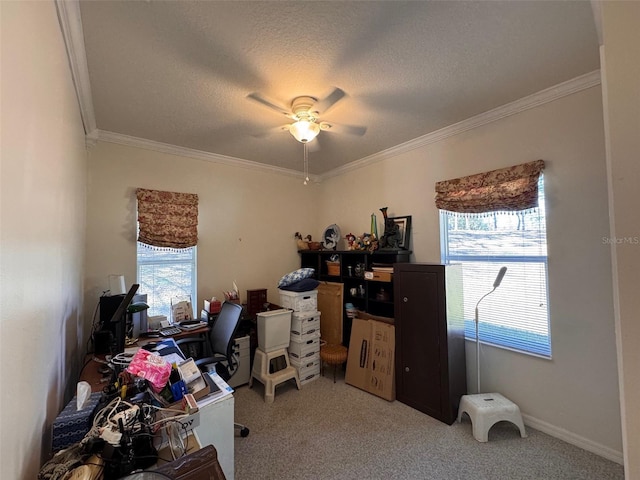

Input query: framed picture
[389,215,412,250]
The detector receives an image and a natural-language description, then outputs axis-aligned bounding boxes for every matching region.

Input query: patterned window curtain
[435,159,545,213]
[136,188,199,248]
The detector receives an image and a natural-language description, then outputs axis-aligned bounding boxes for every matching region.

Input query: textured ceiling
[79,0,599,175]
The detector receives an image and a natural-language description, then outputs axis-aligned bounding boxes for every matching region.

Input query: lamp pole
[474,266,507,393]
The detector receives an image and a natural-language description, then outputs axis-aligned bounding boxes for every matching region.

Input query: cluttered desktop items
[94,286,206,352]
[43,338,232,480]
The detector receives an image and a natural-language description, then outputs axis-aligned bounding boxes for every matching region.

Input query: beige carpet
[232,372,623,480]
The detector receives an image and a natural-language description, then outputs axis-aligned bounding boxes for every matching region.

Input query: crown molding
[320,70,602,180]
[94,130,319,183]
[55,0,96,134]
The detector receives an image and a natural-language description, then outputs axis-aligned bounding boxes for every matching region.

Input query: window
[440,176,550,357]
[137,242,197,320]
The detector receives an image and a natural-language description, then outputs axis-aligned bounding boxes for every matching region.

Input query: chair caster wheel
[240,427,250,437]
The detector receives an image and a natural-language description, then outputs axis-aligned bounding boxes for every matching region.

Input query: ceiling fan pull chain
[303,143,309,185]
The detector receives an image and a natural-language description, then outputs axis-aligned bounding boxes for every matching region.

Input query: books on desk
[198,372,233,407]
[179,320,208,331]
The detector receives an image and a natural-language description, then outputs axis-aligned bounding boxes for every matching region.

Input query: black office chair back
[209,301,243,371]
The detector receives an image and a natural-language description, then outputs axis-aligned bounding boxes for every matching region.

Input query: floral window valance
[136,188,199,249]
[435,160,545,213]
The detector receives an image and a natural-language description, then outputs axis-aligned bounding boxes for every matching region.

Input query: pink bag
[126,349,172,392]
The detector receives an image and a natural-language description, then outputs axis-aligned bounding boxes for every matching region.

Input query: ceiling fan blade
[312,87,345,115]
[320,121,367,136]
[247,92,294,118]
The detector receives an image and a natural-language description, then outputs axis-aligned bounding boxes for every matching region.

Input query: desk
[77,339,235,479]
[193,388,234,479]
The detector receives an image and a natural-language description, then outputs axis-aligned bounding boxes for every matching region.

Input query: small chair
[320,343,348,383]
[176,301,250,437]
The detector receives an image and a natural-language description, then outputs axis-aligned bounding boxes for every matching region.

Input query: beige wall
[320,86,622,458]
[600,1,640,477]
[85,142,319,320]
[0,2,87,479]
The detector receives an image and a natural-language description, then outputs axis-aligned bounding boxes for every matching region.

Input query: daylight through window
[137,242,197,320]
[440,176,550,357]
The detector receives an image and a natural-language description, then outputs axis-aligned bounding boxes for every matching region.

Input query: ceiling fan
[247,87,367,145]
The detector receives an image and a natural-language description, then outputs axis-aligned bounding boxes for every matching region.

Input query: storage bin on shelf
[278,289,318,312]
[326,261,340,276]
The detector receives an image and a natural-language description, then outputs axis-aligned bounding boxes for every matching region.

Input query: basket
[326,261,340,276]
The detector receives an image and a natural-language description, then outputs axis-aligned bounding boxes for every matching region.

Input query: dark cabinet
[394,263,467,425]
[299,249,410,344]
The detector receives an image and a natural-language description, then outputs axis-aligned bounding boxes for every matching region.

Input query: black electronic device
[109,284,140,354]
[95,289,147,354]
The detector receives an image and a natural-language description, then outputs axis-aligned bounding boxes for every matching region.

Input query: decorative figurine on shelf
[295,232,308,251]
[379,206,401,249]
[345,233,357,250]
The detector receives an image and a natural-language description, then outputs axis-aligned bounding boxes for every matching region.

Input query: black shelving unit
[299,249,411,344]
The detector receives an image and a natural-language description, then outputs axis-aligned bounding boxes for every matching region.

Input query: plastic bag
[126,349,172,392]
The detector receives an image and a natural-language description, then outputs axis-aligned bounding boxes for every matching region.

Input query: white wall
[319,86,622,458]
[85,142,320,321]
[0,2,87,479]
[600,1,640,476]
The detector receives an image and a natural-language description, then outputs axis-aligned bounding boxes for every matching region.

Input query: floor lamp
[474,266,507,393]
[456,266,528,442]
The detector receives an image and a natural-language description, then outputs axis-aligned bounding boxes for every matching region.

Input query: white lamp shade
[108,274,126,295]
[289,120,320,143]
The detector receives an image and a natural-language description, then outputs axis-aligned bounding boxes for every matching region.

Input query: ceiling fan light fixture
[289,120,320,143]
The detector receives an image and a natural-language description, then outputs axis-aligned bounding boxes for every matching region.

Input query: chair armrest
[194,353,227,369]
[175,337,207,347]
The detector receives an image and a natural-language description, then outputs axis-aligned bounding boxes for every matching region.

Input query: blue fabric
[277,268,315,287]
[279,277,320,292]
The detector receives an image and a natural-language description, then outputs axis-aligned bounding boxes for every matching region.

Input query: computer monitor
[110,283,140,354]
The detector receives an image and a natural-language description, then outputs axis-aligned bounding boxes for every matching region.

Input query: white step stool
[249,347,300,403]
[457,393,527,442]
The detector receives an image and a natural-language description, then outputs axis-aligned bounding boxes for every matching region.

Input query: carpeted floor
[232,372,624,480]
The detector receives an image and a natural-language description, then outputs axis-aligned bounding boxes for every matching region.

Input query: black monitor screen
[110,283,139,353]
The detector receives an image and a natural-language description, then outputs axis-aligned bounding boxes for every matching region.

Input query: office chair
[176,301,250,437]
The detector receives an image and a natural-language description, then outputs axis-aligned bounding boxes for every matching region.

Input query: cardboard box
[290,311,321,342]
[345,317,395,401]
[288,337,320,361]
[278,289,318,312]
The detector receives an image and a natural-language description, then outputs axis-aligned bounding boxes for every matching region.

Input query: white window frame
[439,177,551,358]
